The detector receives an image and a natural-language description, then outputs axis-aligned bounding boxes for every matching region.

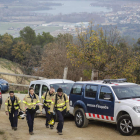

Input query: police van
[69,79,140,136]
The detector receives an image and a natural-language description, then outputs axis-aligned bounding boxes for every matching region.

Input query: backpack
[55,93,66,108]
[44,92,48,104]
[8,96,19,107]
[44,92,55,104]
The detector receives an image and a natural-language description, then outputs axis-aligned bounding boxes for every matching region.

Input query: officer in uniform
[41,87,55,129]
[51,88,70,135]
[5,91,21,131]
[22,87,42,135]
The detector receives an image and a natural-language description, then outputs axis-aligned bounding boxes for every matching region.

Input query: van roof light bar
[103,78,127,84]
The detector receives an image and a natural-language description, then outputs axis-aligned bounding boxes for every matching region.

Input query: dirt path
[0,110,140,140]
[1,94,140,140]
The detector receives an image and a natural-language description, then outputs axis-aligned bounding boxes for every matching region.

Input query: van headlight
[133,106,140,113]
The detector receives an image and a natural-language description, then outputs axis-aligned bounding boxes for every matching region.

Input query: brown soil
[1,93,140,140]
[0,110,140,140]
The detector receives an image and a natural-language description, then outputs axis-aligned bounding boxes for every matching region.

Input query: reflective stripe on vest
[36,100,40,103]
[57,102,65,107]
[44,104,51,108]
[56,100,68,109]
[56,106,67,111]
[28,107,36,109]
[23,100,40,105]
[23,101,27,104]
[66,100,69,103]
[15,106,19,110]
[41,96,45,100]
[42,95,53,106]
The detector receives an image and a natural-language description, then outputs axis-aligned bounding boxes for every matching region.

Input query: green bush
[20,90,28,94]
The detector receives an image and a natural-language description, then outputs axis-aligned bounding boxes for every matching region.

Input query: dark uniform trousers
[9,108,18,128]
[45,107,53,127]
[56,109,66,132]
[26,110,35,132]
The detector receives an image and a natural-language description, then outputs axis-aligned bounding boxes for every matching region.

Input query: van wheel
[117,114,137,136]
[74,108,89,128]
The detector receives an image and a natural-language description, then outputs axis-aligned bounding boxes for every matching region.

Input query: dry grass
[0,58,35,86]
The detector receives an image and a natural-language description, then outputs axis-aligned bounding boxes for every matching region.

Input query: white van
[29,79,75,114]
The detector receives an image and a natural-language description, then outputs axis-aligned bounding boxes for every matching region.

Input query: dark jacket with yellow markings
[5,95,21,113]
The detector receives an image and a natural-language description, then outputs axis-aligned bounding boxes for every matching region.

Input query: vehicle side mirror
[104,94,113,101]
[110,95,114,101]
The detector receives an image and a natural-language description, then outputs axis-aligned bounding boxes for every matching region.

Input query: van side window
[85,85,97,98]
[42,85,49,95]
[35,84,41,96]
[30,84,34,88]
[99,87,113,101]
[71,84,83,95]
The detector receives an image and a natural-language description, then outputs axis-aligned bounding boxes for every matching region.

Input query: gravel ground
[1,93,140,140]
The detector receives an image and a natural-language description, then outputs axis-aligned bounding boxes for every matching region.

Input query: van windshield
[50,83,74,95]
[112,85,140,100]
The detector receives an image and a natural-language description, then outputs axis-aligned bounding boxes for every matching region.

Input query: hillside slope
[0,58,33,85]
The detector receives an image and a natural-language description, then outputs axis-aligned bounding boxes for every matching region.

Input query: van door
[82,84,98,114]
[96,86,115,119]
[30,84,35,88]
[34,84,41,97]
[40,84,49,114]
[41,85,49,96]
[70,84,83,110]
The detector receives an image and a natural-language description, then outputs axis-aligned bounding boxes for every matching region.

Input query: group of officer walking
[5,87,70,135]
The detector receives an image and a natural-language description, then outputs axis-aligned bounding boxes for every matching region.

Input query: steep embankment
[0,58,32,85]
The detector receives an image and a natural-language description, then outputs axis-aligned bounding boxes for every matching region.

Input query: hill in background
[0,58,33,85]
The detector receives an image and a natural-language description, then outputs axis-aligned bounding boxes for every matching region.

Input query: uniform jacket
[22,94,42,112]
[41,91,56,109]
[50,92,70,113]
[5,95,21,113]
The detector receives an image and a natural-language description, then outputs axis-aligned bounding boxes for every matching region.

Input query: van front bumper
[131,113,140,127]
